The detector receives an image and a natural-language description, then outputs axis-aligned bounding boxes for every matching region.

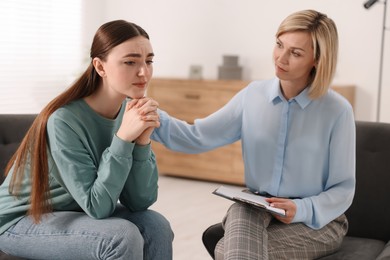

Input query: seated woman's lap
[0,204,173,260]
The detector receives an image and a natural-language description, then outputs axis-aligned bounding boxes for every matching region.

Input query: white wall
[2,1,387,122]
[99,0,390,122]
[0,0,85,114]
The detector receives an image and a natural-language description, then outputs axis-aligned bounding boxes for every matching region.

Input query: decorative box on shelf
[148,78,355,185]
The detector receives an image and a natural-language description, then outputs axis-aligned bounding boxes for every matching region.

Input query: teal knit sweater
[0,99,158,234]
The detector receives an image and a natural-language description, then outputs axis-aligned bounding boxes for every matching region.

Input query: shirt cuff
[109,134,135,158]
[291,199,307,223]
[133,143,152,161]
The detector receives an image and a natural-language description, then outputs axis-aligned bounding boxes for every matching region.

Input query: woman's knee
[114,208,174,243]
[105,219,144,259]
[141,210,174,241]
[114,218,144,238]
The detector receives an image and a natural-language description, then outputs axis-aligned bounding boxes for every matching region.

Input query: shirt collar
[268,78,312,109]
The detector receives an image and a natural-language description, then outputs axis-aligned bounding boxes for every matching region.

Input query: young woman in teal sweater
[0,20,173,260]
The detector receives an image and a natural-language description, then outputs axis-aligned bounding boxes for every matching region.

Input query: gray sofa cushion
[376,241,390,260]
[320,237,385,260]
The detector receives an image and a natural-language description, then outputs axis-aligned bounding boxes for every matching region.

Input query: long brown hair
[5,20,150,223]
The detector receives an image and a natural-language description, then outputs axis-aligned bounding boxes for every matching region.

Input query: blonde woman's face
[273,31,316,87]
[95,36,154,99]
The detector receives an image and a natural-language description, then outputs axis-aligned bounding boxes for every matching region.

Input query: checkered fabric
[215,203,347,260]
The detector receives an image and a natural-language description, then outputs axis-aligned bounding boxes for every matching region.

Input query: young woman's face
[98,36,154,99]
[273,31,316,87]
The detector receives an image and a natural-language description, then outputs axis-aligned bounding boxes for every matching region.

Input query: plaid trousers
[215,202,348,260]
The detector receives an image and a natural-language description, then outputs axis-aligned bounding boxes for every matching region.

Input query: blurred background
[0,0,389,122]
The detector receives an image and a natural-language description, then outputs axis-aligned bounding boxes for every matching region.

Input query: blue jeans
[0,205,173,260]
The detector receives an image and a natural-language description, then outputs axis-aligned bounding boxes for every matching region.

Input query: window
[0,0,82,113]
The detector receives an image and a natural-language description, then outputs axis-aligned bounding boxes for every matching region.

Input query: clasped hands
[117,97,160,145]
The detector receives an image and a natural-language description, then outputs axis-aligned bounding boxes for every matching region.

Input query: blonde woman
[152,10,355,259]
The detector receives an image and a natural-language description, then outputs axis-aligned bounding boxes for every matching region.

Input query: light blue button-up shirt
[152,77,355,229]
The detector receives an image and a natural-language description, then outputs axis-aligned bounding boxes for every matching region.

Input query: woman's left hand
[266,197,297,224]
[133,97,160,145]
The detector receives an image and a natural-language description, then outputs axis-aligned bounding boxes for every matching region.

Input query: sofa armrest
[376,241,390,260]
[0,114,36,184]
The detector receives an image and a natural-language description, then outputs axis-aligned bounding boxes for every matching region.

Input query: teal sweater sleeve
[47,101,158,219]
[119,144,158,211]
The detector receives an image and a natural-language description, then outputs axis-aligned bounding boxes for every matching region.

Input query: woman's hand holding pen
[116,98,160,144]
[266,197,297,224]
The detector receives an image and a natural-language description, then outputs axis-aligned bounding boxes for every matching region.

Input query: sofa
[202,120,390,260]
[1,115,390,259]
[0,114,36,260]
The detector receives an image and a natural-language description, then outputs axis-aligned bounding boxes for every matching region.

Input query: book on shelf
[212,185,286,216]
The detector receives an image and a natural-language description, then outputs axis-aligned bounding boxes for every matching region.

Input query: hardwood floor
[150,175,243,260]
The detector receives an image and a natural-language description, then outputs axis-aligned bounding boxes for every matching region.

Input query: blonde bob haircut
[276,9,338,99]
